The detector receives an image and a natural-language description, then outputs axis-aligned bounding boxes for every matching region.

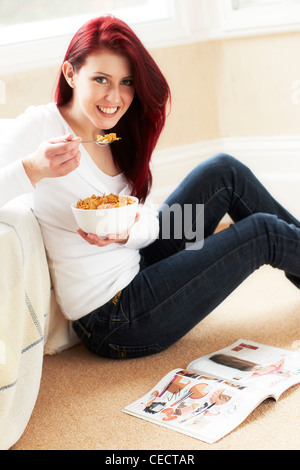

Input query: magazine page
[123,368,267,444]
[188,339,300,398]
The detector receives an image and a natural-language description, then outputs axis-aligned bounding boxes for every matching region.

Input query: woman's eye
[95,77,108,84]
[122,79,133,87]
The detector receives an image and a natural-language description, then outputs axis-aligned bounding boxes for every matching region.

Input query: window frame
[1,0,300,75]
[219,0,300,34]
[0,0,171,46]
[0,0,203,74]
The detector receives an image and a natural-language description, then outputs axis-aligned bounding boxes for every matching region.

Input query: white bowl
[71,196,138,237]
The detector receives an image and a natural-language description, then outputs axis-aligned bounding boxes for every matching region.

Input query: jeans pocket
[108,342,165,360]
[72,314,95,340]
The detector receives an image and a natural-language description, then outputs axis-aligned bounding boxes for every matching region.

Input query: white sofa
[0,119,78,449]
[0,201,80,451]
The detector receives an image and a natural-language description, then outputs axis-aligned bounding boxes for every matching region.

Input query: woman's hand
[77,214,140,247]
[22,133,81,186]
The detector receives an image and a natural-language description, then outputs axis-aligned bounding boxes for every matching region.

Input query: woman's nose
[105,85,121,103]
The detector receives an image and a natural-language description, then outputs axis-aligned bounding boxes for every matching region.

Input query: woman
[0,16,299,359]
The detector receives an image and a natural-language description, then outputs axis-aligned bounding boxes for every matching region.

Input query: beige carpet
[11,266,300,450]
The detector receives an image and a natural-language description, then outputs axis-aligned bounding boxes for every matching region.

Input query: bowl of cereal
[71,193,138,237]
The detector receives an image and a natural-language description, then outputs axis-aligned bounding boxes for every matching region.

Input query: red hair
[53,16,171,202]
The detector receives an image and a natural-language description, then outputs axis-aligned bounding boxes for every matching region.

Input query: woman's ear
[62,61,76,88]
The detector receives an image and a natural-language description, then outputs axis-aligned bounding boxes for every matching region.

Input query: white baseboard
[152,135,300,220]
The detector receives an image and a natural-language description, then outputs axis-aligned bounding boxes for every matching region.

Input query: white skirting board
[152,136,300,221]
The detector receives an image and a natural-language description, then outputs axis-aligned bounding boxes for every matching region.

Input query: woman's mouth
[97,105,119,116]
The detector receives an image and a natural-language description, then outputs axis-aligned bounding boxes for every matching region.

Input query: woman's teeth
[97,106,118,115]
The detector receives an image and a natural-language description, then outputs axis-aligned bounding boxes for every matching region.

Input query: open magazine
[123,339,300,444]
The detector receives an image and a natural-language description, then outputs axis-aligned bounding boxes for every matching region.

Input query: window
[0,0,146,26]
[220,0,300,32]
[0,0,169,46]
[1,0,299,75]
[0,0,197,74]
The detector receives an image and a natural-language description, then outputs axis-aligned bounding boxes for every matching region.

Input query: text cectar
[105,453,195,467]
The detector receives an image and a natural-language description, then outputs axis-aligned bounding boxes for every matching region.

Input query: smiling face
[62,49,135,135]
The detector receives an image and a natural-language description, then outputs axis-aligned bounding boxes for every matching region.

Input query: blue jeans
[72,154,300,359]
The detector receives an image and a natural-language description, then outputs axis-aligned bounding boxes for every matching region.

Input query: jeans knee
[249,212,278,233]
[208,153,247,176]
[212,153,237,166]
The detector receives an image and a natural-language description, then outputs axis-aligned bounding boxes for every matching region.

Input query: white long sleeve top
[0,103,159,320]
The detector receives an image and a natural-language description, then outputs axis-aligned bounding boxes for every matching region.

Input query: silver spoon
[65,136,120,146]
[80,140,114,146]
